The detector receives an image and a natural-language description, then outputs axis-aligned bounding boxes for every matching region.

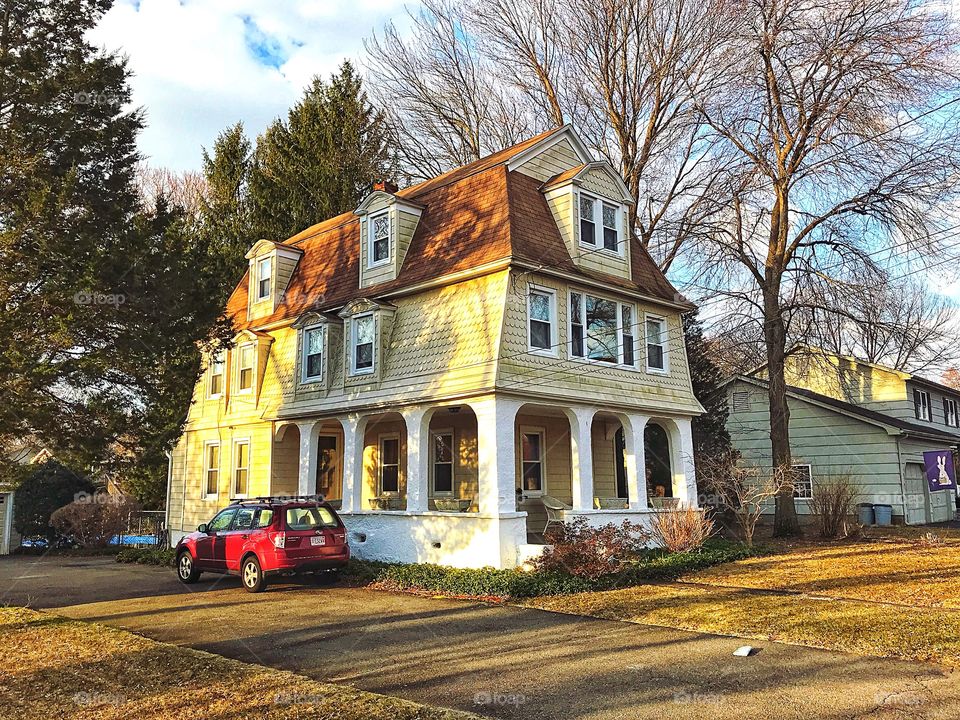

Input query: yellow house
[166,126,704,568]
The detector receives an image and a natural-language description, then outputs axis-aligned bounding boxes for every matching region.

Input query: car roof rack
[228,494,326,506]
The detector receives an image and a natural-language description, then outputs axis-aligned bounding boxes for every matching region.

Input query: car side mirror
[197,523,208,534]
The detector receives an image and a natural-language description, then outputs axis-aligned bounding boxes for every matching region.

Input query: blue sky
[89,0,418,171]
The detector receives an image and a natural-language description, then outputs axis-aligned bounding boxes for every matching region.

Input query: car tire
[176,551,200,584]
[241,555,267,593]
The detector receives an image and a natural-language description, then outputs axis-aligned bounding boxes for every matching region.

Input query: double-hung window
[204,442,220,497]
[601,202,619,251]
[351,314,375,374]
[578,193,620,253]
[579,195,596,246]
[208,351,224,397]
[914,389,932,421]
[379,435,400,494]
[237,344,254,392]
[432,431,454,495]
[520,430,545,495]
[233,440,250,497]
[256,256,271,301]
[528,289,555,353]
[645,316,667,372]
[945,397,959,428]
[369,212,390,266]
[569,291,635,366]
[791,464,813,499]
[301,325,324,383]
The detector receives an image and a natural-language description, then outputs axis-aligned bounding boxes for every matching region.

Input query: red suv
[175,496,349,593]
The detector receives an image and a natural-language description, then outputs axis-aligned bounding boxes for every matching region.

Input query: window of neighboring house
[369,212,391,267]
[791,464,813,499]
[645,316,667,372]
[945,398,959,427]
[520,430,545,495]
[204,442,219,497]
[301,325,324,383]
[621,304,635,367]
[378,435,400,495]
[602,202,619,252]
[208,352,225,397]
[528,288,555,353]
[237,343,254,392]
[579,194,596,246]
[256,256,272,301]
[569,291,635,366]
[233,440,250,497]
[914,389,932,421]
[731,391,751,413]
[351,313,375,374]
[432,431,454,496]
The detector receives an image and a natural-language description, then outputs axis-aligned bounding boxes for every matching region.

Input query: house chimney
[373,179,398,194]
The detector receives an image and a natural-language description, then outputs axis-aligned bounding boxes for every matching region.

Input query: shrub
[810,474,858,538]
[116,547,176,566]
[648,506,715,552]
[534,518,649,580]
[50,494,140,548]
[13,460,95,542]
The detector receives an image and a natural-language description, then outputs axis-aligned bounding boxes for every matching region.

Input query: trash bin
[857,503,875,526]
[873,504,893,527]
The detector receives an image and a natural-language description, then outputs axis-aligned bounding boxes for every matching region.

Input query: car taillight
[270,532,286,549]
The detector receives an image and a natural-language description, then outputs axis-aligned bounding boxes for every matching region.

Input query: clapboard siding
[513,138,583,182]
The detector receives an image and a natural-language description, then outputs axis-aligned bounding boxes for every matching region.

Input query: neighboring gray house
[726,348,960,525]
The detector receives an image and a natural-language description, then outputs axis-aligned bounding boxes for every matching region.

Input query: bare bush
[810,475,859,538]
[713,467,792,547]
[648,506,715,553]
[50,494,140,548]
[536,518,649,580]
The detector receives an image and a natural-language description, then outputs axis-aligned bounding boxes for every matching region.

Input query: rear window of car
[285,506,339,530]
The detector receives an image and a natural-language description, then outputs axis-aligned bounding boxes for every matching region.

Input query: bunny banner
[923,451,957,492]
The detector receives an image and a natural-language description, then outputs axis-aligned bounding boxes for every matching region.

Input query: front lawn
[525,535,960,666]
[0,606,478,720]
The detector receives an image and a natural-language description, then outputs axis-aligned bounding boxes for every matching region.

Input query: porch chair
[541,495,571,535]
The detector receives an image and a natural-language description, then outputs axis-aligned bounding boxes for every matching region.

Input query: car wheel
[176,551,200,584]
[241,555,267,593]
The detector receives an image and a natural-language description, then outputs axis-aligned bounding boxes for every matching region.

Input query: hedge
[115,547,176,566]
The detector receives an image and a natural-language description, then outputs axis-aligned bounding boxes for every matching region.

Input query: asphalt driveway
[2,555,957,719]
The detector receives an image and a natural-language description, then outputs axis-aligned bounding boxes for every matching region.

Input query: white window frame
[367,210,392,269]
[233,438,250,498]
[350,312,376,376]
[577,191,623,256]
[255,256,272,301]
[527,287,558,356]
[208,351,225,399]
[203,441,220,499]
[644,314,669,374]
[791,464,813,500]
[519,427,546,497]
[914,388,932,422]
[430,429,455,497]
[236,343,255,394]
[378,433,401,496]
[568,290,637,369]
[945,397,959,428]
[300,324,325,384]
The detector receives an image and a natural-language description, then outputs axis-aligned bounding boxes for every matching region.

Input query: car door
[195,508,237,570]
[223,506,257,573]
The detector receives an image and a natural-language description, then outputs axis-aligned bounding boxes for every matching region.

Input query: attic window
[578,192,621,254]
[256,256,272,301]
[731,391,750,412]
[368,212,391,267]
[579,195,596,246]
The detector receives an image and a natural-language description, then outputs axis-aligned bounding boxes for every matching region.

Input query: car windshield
[285,506,339,530]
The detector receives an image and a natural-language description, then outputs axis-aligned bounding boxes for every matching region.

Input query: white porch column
[339,414,367,513]
[622,413,650,511]
[296,421,318,497]
[674,417,699,507]
[401,406,431,513]
[472,396,523,515]
[567,407,595,511]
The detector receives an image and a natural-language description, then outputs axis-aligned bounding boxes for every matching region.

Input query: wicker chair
[541,495,571,534]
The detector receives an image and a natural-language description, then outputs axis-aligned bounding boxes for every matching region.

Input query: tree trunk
[762,282,801,536]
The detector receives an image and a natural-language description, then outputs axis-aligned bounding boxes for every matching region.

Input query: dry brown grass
[0,606,478,720]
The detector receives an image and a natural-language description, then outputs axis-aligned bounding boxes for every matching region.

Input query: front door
[195,507,236,570]
[316,434,342,501]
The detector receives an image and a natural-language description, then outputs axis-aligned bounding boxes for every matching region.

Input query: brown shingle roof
[226,129,687,329]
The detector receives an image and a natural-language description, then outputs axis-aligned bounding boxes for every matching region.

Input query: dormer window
[368,212,391,267]
[602,203,619,251]
[256,256,272,301]
[579,195,596,246]
[302,325,325,383]
[208,351,225,397]
[237,343,254,392]
[351,313,375,374]
[578,192,620,253]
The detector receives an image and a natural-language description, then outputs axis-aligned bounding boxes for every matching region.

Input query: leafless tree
[135,163,207,218]
[694,0,960,535]
[713,465,792,547]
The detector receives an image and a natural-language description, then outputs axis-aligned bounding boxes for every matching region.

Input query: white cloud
[89,0,415,171]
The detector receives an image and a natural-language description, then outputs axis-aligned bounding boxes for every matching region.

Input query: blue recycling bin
[857,503,875,526]
[873,504,893,526]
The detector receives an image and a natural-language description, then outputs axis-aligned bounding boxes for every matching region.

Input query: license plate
[310,536,326,546]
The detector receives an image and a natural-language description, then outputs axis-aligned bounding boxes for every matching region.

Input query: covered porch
[271,395,697,568]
